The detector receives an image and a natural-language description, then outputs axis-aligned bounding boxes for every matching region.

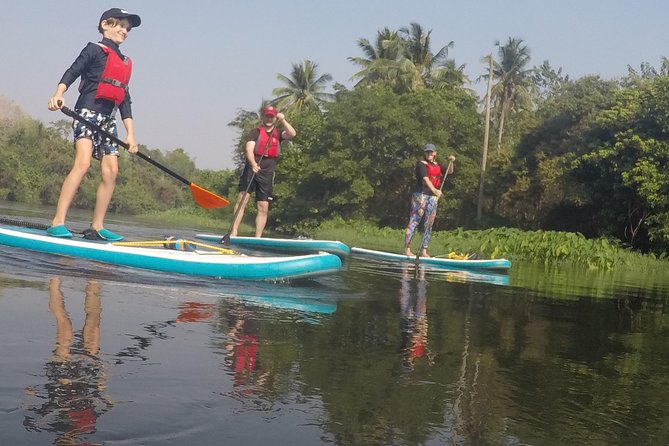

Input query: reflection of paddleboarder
[176,301,217,322]
[224,312,269,394]
[23,277,113,444]
[399,266,435,372]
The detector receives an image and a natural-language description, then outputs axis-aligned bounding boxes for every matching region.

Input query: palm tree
[349,23,465,93]
[487,37,535,147]
[348,28,404,88]
[428,59,469,89]
[271,60,334,112]
[398,22,454,88]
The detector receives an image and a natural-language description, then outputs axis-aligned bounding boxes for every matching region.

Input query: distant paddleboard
[196,234,350,258]
[350,247,511,271]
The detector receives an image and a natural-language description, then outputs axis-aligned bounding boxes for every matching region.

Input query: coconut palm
[487,37,535,147]
[429,59,470,89]
[398,23,454,87]
[349,23,465,93]
[271,60,334,112]
[348,28,404,87]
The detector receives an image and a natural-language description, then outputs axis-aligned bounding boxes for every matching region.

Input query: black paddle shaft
[60,106,191,187]
[439,160,455,192]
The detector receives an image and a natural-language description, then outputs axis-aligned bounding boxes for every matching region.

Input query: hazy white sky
[2,0,667,169]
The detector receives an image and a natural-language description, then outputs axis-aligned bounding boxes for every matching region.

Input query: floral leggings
[404,192,439,251]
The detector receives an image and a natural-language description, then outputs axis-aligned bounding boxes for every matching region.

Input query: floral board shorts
[72,108,120,160]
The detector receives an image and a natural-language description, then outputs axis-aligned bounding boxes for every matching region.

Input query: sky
[2,0,668,170]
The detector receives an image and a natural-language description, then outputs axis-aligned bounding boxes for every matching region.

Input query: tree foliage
[349,23,466,94]
[0,115,234,217]
[494,69,669,254]
[486,37,535,148]
[266,86,483,231]
[272,60,334,113]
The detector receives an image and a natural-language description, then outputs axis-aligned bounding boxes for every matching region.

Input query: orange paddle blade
[189,183,230,208]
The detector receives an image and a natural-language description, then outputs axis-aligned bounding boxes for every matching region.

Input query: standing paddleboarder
[46,8,142,241]
[404,144,455,257]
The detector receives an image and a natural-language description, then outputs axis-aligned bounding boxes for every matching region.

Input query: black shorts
[238,164,275,201]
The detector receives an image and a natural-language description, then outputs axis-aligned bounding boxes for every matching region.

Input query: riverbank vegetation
[1,24,668,267]
[129,212,665,271]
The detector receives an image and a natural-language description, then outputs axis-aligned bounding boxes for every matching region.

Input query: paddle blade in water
[189,184,230,208]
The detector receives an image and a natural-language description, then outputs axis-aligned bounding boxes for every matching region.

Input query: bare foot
[405,248,414,256]
[420,250,430,258]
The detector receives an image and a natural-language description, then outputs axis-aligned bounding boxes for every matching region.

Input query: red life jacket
[95,43,132,105]
[422,160,443,189]
[254,127,280,158]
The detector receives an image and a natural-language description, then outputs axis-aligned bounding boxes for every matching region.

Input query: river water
[1,206,668,445]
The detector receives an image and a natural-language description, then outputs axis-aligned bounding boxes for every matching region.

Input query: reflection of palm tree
[452,283,482,442]
[23,277,113,444]
[272,60,334,112]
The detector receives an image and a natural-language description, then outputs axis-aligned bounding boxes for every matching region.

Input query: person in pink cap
[230,106,296,238]
[46,8,142,242]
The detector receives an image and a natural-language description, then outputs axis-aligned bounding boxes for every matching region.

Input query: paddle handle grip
[60,106,191,187]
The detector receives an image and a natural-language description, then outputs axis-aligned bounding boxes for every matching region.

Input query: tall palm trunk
[496,105,506,149]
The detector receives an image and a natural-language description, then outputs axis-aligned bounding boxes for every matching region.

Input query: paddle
[59,105,229,209]
[219,125,276,245]
[439,158,455,192]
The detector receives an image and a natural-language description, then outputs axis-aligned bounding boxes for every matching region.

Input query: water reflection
[177,301,217,323]
[177,300,272,398]
[23,277,113,445]
[399,265,435,372]
[224,310,269,395]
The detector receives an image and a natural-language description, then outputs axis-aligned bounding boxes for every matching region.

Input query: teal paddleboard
[350,247,511,271]
[196,234,350,258]
[0,225,342,281]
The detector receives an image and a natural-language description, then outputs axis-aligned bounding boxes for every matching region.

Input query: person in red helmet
[230,105,296,237]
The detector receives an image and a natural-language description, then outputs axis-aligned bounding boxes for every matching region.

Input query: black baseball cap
[100,8,141,28]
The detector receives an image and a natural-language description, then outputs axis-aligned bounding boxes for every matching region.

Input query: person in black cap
[403,144,456,257]
[229,105,296,238]
[46,8,142,242]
